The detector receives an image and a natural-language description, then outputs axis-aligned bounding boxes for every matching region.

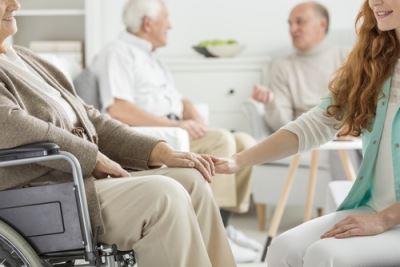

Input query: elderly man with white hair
[90,0,261,263]
[252,1,348,131]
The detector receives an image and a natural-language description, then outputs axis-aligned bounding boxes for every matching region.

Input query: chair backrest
[242,99,272,140]
[73,69,102,110]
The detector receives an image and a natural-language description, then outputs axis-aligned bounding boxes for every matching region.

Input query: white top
[282,62,400,212]
[265,39,348,131]
[366,63,400,211]
[90,31,183,117]
[0,46,79,126]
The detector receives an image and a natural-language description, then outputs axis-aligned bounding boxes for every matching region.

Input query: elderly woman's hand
[92,152,130,179]
[149,142,215,182]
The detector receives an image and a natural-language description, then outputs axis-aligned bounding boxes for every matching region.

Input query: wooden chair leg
[267,154,301,237]
[255,203,267,231]
[317,207,324,217]
[304,150,320,221]
[261,154,301,262]
[338,150,356,181]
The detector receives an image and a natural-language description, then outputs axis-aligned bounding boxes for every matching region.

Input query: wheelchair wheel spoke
[0,236,29,266]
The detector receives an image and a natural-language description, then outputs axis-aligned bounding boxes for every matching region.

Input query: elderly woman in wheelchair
[0,0,237,266]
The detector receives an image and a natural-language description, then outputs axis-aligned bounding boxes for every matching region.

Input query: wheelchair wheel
[0,220,42,267]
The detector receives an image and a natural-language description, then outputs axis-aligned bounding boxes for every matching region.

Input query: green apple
[198,39,239,47]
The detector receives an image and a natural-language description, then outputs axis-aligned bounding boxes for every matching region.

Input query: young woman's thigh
[267,207,373,267]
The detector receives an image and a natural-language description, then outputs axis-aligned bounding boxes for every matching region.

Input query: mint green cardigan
[320,78,399,210]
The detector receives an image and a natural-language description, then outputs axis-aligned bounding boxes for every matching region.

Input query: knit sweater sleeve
[0,82,98,177]
[14,46,163,171]
[83,103,163,170]
[282,106,338,153]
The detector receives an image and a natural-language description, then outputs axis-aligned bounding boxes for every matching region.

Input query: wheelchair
[0,143,136,267]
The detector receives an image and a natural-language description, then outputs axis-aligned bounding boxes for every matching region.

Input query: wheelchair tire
[0,220,43,267]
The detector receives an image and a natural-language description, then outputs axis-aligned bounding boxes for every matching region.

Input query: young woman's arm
[215,106,339,173]
[235,129,299,167]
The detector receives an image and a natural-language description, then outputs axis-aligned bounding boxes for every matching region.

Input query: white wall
[95,0,365,59]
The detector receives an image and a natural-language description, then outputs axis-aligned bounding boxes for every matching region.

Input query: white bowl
[206,44,245,58]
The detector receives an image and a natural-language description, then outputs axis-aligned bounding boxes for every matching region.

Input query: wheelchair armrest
[0,142,60,162]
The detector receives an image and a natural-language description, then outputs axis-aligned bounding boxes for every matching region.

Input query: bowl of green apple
[193,39,244,58]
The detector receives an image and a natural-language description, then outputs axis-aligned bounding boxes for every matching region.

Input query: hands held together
[149,142,216,182]
[92,141,241,183]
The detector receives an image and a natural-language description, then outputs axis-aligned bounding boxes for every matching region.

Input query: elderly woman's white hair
[123,0,163,33]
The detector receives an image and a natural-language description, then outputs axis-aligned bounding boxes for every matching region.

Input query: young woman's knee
[267,233,304,267]
[303,239,354,267]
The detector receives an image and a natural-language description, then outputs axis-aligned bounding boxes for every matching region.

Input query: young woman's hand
[92,152,130,179]
[212,156,241,174]
[149,142,215,182]
[321,213,389,239]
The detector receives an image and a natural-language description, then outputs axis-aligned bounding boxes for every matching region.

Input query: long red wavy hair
[327,0,400,136]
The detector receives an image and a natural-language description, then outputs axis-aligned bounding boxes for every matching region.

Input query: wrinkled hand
[92,152,130,179]
[178,120,207,140]
[252,84,274,104]
[321,213,389,239]
[212,156,241,174]
[149,142,215,182]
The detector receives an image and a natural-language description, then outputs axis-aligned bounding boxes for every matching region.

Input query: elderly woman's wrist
[149,141,171,166]
[233,153,244,170]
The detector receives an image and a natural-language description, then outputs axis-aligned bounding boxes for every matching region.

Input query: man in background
[253,2,359,191]
[90,0,260,263]
[253,1,348,131]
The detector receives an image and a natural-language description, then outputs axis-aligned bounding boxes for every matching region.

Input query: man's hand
[321,213,389,239]
[149,142,215,182]
[92,152,130,179]
[252,84,274,104]
[177,120,207,140]
[212,156,241,174]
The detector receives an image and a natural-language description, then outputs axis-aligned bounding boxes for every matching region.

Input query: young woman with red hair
[216,0,400,265]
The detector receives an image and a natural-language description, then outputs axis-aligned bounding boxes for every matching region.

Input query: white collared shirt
[90,31,183,118]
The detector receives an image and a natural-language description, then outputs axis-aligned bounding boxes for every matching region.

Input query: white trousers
[267,207,400,267]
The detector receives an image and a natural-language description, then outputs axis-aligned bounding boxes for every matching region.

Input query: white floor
[233,205,306,267]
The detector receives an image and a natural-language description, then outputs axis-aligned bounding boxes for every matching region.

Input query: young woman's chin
[376,22,398,31]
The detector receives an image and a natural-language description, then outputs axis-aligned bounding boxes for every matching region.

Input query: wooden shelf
[17,9,85,16]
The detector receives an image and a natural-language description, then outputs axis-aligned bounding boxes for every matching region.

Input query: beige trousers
[191,129,256,213]
[95,168,236,267]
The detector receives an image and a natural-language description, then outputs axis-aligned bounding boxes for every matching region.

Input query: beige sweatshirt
[265,39,348,131]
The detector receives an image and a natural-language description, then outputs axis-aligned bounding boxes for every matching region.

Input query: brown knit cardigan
[0,46,161,233]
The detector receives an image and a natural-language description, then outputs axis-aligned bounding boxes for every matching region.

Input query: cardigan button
[373,140,377,144]
[359,176,364,180]
[396,144,400,148]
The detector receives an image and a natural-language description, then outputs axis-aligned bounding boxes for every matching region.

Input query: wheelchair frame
[0,143,136,267]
